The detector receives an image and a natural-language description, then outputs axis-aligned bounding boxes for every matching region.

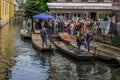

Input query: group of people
[56,17,101,52]
[76,31,92,52]
[26,17,96,51]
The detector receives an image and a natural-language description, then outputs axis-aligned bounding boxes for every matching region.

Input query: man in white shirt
[70,20,75,35]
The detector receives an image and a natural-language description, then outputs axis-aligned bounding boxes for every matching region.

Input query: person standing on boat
[27,18,32,35]
[86,31,92,52]
[76,35,84,51]
[48,20,54,35]
[40,27,48,48]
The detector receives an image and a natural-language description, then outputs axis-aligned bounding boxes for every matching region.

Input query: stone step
[94,35,112,44]
[101,44,120,56]
[96,47,115,60]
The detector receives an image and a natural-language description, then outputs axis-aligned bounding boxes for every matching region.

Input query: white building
[47,0,115,21]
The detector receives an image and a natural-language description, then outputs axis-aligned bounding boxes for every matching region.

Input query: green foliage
[102,14,108,21]
[112,36,120,47]
[23,0,49,17]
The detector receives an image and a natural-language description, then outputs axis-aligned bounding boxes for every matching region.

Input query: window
[88,0,97,2]
[5,3,9,15]
[3,2,4,15]
[78,14,81,17]
[72,0,81,2]
[62,14,64,16]
[82,13,87,20]
[57,14,60,16]
[57,0,66,2]
[66,0,72,2]
[51,0,57,2]
[104,0,112,2]
[74,14,77,17]
[68,14,72,20]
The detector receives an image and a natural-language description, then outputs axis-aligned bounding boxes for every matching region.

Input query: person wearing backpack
[40,27,48,48]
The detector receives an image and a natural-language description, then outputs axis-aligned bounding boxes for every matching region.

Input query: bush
[101,14,109,21]
[104,16,109,21]
[112,36,120,47]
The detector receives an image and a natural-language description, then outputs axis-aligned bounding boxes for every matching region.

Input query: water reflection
[0,23,15,80]
[0,22,120,80]
[11,23,49,80]
[11,43,49,80]
[47,51,120,80]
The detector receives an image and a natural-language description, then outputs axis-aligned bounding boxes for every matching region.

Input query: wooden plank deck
[32,34,55,51]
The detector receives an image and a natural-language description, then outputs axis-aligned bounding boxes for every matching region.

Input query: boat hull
[20,29,31,39]
[53,41,95,61]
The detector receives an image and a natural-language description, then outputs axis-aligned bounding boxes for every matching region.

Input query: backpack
[41,30,46,38]
[87,33,93,41]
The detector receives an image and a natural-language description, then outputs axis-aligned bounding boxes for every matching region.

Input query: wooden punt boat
[58,32,76,44]
[32,33,55,51]
[20,29,31,39]
[53,41,95,60]
[58,32,80,48]
[116,57,120,64]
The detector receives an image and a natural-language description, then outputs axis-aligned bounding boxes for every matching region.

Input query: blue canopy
[32,13,55,20]
[48,15,55,20]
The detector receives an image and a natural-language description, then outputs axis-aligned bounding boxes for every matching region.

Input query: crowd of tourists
[26,17,101,52]
[55,17,100,52]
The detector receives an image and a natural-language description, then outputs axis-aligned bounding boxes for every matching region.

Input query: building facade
[14,0,27,11]
[14,0,27,17]
[47,0,120,21]
[0,0,14,26]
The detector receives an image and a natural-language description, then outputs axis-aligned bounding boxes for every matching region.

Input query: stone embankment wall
[91,42,120,63]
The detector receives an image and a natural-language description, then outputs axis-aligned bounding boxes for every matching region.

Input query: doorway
[90,12,97,21]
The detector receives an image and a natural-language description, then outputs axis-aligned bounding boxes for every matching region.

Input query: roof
[47,3,112,10]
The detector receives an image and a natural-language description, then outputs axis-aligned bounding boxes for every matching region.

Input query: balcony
[112,3,120,11]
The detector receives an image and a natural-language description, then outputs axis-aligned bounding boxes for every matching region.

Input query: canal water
[0,21,120,80]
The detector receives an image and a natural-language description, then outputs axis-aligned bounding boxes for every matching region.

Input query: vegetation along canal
[0,21,120,80]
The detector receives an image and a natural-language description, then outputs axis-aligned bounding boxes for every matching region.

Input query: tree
[23,0,49,17]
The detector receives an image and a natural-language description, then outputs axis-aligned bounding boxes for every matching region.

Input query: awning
[32,13,55,20]
[47,3,112,10]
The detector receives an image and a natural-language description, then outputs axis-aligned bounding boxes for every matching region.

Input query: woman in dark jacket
[86,31,92,52]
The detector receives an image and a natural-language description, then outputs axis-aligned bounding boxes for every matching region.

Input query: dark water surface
[0,22,120,80]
